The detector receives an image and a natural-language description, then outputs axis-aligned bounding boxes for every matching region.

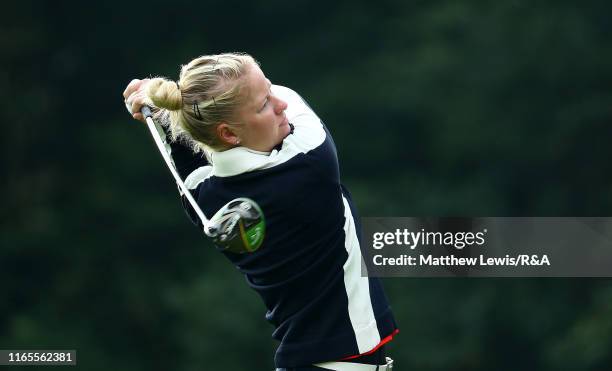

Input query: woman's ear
[217,122,241,146]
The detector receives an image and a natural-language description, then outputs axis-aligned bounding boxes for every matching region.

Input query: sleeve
[151,109,211,229]
[166,133,209,180]
[152,109,209,179]
[163,129,211,229]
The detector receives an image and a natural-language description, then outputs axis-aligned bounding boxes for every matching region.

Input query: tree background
[2,1,612,370]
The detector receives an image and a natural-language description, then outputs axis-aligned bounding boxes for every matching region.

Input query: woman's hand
[122,78,150,122]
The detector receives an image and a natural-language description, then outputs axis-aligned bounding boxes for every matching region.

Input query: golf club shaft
[141,106,211,229]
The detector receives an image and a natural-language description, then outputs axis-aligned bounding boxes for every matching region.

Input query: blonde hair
[146,52,258,152]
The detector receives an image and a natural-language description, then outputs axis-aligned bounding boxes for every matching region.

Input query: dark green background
[3,1,612,370]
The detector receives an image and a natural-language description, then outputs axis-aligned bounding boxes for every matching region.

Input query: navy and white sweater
[163,85,398,368]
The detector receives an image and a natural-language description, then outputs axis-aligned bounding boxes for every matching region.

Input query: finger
[122,79,141,99]
[130,93,145,115]
[123,78,151,99]
[125,91,147,116]
[132,112,144,122]
[125,90,138,105]
[124,91,139,114]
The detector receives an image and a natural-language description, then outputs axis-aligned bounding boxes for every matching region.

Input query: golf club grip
[141,105,153,118]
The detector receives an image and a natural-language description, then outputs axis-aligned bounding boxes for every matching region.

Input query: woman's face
[232,63,290,152]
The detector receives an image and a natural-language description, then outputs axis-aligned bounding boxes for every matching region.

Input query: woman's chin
[279,122,290,137]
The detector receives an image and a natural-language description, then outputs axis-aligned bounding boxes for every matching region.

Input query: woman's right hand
[122,78,150,122]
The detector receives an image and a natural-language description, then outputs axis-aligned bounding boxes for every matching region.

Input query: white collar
[206,85,327,177]
[210,145,282,177]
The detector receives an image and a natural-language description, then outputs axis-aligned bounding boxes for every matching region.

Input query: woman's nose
[274,97,288,114]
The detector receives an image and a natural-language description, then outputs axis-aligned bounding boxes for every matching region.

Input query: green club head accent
[207,198,265,254]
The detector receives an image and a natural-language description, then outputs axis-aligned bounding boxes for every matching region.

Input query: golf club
[140,106,265,253]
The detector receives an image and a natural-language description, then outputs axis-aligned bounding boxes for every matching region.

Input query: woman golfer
[123,53,398,371]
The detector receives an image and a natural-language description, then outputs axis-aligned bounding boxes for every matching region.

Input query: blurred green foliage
[2,1,612,370]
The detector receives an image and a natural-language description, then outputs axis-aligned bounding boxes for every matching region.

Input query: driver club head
[205,198,265,254]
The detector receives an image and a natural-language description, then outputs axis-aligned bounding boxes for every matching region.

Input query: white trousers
[312,357,394,371]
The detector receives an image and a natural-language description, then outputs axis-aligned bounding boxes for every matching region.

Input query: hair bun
[147,78,182,111]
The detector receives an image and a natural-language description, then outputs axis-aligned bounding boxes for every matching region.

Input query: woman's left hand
[122,78,151,123]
